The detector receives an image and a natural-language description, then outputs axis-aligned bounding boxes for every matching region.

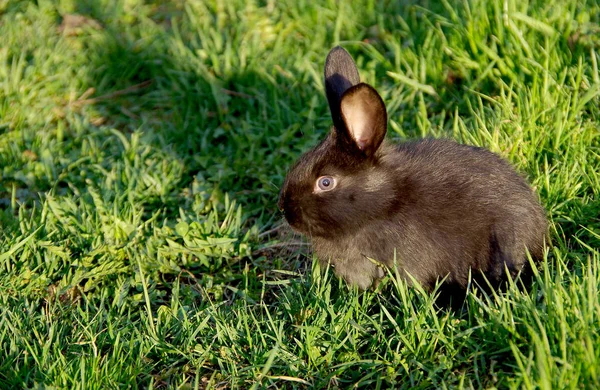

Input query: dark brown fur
[278,47,547,291]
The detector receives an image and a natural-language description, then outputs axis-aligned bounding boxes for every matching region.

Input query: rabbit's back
[326,138,548,289]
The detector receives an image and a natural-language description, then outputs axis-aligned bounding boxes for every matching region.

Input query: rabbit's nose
[277,184,288,212]
[280,198,303,228]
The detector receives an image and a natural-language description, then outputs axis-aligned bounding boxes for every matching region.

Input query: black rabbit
[278,46,548,292]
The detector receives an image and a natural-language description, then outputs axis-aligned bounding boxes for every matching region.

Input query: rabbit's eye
[315,176,337,192]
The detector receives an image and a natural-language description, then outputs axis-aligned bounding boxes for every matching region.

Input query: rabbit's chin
[283,215,312,236]
[283,209,341,239]
[287,223,308,236]
[287,221,327,239]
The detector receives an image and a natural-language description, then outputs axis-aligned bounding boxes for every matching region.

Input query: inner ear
[339,83,387,157]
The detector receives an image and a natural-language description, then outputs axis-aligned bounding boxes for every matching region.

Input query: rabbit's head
[278,47,400,239]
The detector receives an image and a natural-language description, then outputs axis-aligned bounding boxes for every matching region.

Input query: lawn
[1,0,599,388]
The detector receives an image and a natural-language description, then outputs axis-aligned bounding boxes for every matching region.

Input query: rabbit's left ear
[325,46,360,131]
[339,83,388,157]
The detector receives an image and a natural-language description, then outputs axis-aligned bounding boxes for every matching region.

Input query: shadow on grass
[61,2,319,223]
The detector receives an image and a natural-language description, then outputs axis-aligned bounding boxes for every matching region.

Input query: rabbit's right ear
[339,83,387,157]
[324,46,360,131]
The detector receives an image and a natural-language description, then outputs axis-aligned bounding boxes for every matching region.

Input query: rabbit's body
[278,47,547,291]
[310,138,546,290]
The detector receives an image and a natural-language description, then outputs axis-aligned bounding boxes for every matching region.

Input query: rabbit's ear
[325,46,360,130]
[340,83,387,157]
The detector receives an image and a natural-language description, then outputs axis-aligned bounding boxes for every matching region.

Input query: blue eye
[316,176,336,192]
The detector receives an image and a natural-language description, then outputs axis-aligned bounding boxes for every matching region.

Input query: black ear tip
[324,46,360,88]
[325,46,354,67]
[327,46,350,57]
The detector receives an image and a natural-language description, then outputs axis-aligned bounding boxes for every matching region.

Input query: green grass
[1,0,599,387]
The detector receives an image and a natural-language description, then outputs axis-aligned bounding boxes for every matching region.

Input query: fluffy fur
[278,46,547,291]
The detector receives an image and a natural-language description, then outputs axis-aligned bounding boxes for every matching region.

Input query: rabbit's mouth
[281,203,317,237]
[284,209,337,239]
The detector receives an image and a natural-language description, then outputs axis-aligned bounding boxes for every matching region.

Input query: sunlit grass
[0,0,599,387]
